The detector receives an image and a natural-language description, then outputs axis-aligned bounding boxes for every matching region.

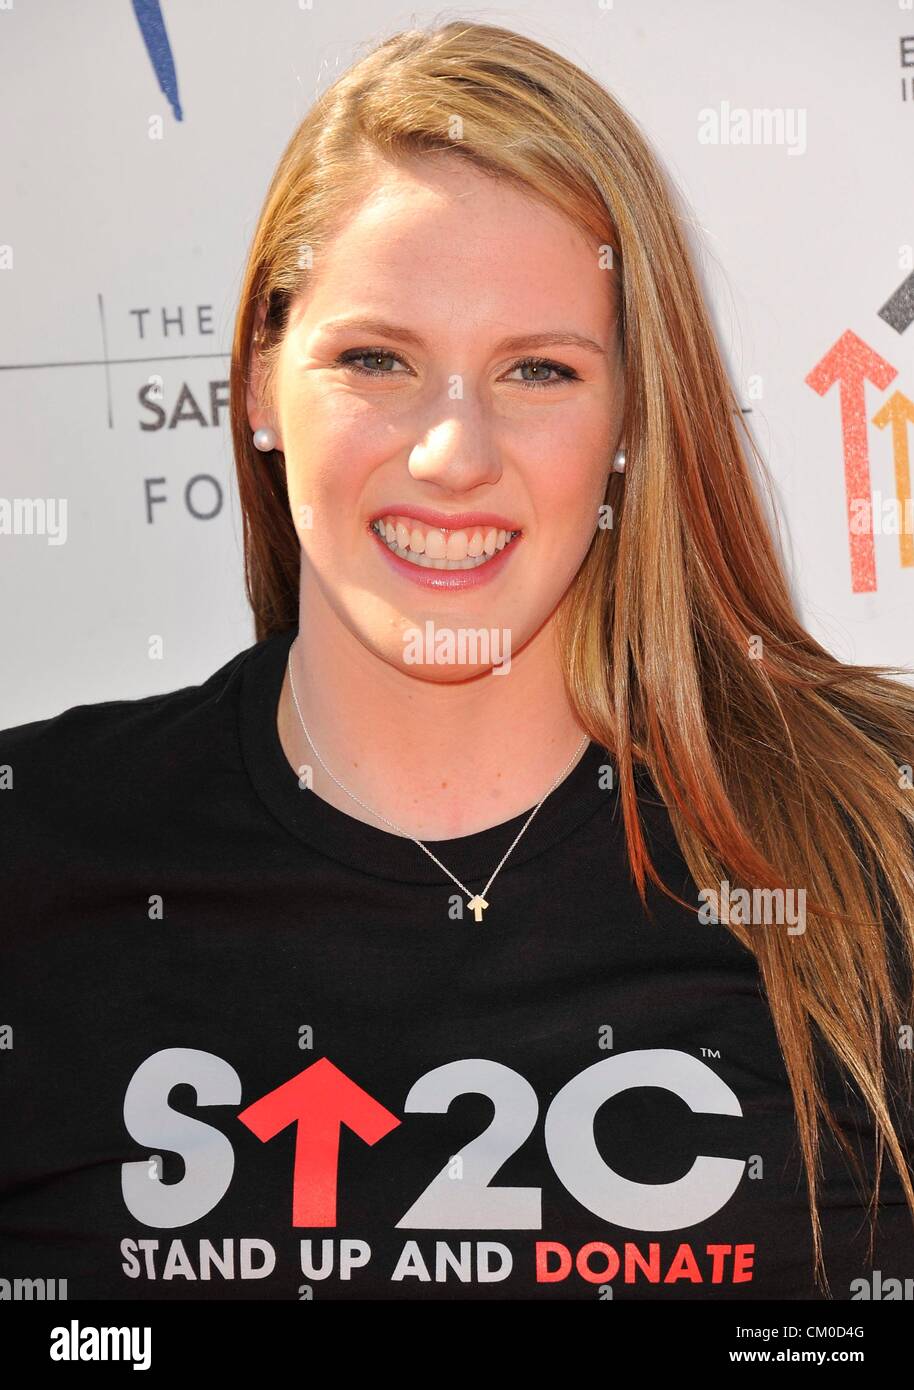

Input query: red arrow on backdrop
[805,330,897,593]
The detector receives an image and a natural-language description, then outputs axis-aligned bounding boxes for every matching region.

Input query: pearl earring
[253,426,278,452]
[612,446,626,473]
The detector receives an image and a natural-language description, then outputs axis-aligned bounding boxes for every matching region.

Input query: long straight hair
[229,19,914,1290]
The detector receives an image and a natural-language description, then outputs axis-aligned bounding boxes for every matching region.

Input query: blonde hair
[230,19,914,1291]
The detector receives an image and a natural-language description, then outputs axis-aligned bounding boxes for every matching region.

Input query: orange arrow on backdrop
[872,391,914,569]
[806,330,898,593]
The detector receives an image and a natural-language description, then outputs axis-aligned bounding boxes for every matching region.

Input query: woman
[2,19,913,1303]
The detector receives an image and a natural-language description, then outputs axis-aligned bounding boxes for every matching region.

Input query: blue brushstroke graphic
[131,0,183,121]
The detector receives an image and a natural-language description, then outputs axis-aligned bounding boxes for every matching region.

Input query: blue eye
[509,357,580,389]
[333,347,580,388]
[335,348,410,376]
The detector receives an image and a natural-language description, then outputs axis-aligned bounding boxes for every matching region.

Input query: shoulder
[0,639,259,765]
[0,635,266,870]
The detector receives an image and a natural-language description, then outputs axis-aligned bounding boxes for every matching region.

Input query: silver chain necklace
[286,637,589,922]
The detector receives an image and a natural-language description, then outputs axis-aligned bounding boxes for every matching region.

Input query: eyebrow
[317,316,609,356]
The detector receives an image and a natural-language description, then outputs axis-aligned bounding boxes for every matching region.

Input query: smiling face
[248,153,624,680]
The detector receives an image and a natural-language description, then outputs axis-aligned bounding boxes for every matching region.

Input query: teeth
[425,528,446,561]
[370,514,521,569]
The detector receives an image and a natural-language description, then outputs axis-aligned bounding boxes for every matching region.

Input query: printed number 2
[396,1059,541,1228]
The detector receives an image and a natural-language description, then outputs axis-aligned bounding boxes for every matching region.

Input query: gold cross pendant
[467,894,489,923]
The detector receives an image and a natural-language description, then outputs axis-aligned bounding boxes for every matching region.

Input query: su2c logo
[121,1048,746,1232]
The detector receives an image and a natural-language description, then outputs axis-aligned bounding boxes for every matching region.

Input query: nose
[406,412,503,494]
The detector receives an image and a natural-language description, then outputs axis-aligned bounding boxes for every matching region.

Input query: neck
[276,580,589,841]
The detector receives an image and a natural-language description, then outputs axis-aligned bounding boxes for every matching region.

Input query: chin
[398,659,502,684]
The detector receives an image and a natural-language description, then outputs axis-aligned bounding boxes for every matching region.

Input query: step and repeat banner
[1,0,912,727]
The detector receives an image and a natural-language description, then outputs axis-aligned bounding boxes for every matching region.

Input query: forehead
[296,155,614,335]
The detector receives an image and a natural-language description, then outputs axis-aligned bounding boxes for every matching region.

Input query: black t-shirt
[1,626,912,1301]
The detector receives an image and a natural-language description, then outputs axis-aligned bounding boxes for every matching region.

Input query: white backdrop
[2,0,913,728]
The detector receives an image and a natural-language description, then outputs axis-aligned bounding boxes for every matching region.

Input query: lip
[368,521,523,589]
[368,502,522,532]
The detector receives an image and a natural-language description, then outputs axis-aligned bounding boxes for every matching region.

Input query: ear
[245,301,282,446]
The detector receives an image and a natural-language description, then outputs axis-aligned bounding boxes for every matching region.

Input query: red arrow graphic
[238,1057,401,1227]
[806,330,897,593]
